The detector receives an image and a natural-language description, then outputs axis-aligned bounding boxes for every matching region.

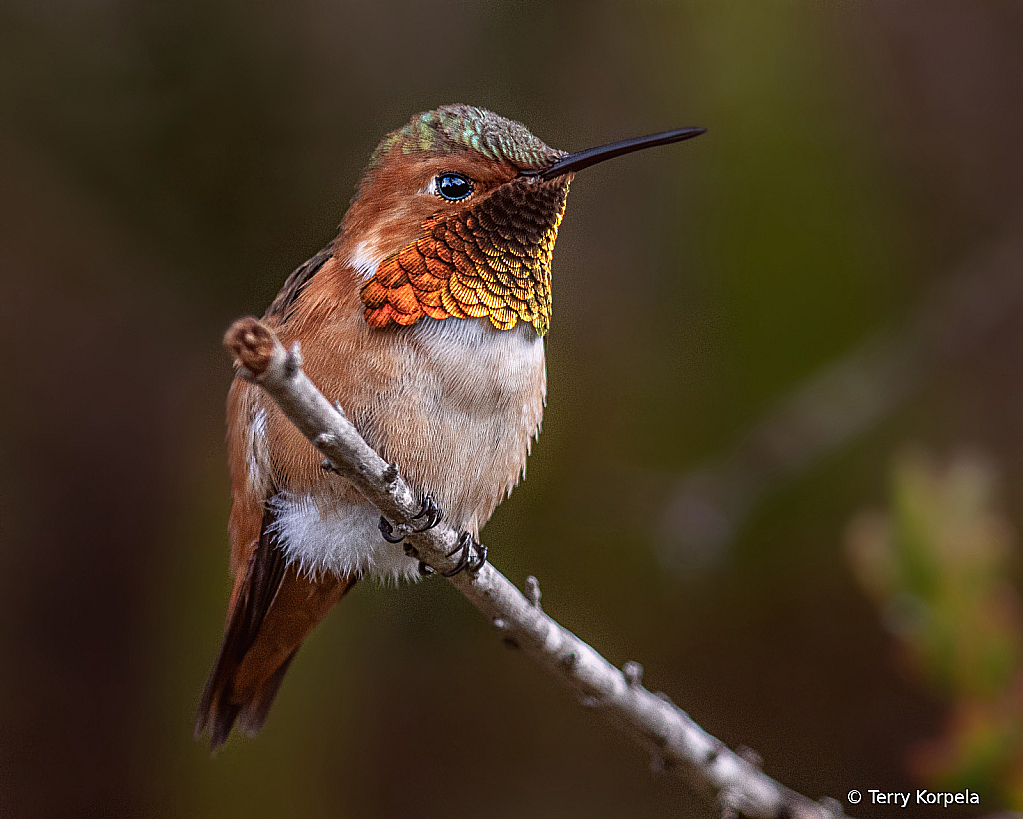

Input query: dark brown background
[2,1,1022,817]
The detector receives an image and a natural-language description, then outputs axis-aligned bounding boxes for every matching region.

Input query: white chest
[360,318,548,529]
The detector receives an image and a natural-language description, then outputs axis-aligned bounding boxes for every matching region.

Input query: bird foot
[412,495,443,532]
[381,496,465,576]
[379,496,444,545]
[442,532,488,577]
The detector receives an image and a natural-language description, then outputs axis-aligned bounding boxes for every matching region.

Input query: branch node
[314,433,338,449]
[492,617,519,648]
[524,575,542,609]
[224,317,273,376]
[560,651,579,671]
[381,462,400,485]
[283,342,303,377]
[320,458,340,475]
[622,660,644,687]
[703,741,723,766]
[736,745,762,770]
[332,400,349,419]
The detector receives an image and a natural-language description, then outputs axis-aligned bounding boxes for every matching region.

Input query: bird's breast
[264,307,547,536]
[355,317,547,534]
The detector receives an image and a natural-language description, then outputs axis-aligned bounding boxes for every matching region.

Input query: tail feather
[237,650,297,737]
[195,505,357,750]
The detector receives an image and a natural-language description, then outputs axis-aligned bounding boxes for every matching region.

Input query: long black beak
[522,127,706,181]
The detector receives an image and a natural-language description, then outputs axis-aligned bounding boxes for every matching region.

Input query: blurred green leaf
[847,448,1023,804]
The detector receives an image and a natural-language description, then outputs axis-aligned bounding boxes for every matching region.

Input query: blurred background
[2,1,1022,816]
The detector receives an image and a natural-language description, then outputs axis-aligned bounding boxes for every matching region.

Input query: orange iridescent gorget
[360,176,570,336]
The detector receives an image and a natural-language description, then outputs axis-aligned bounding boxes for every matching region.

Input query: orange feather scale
[361,177,569,336]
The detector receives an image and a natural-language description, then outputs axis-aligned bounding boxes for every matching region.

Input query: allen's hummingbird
[196,105,703,749]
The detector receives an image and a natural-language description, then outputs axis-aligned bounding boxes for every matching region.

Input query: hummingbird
[195,104,704,749]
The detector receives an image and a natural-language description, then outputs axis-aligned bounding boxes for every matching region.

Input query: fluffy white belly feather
[267,492,420,583]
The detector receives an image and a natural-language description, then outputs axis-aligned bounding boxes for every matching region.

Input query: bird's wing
[264,242,335,324]
[196,242,357,750]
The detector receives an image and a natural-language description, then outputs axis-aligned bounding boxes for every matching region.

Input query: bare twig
[223,316,847,819]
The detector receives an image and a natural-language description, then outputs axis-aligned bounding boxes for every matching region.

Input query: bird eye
[435,173,474,201]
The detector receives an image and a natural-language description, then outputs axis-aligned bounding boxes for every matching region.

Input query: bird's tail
[195,529,356,750]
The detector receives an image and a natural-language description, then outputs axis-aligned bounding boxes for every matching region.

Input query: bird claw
[382,497,466,576]
[380,496,443,546]
[412,495,443,532]
[378,516,404,543]
[441,532,488,577]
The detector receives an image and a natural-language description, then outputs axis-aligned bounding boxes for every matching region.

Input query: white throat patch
[347,240,386,281]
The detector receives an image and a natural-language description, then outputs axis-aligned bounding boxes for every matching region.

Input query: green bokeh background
[2,1,1022,817]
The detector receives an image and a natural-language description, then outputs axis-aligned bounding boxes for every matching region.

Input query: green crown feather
[370,105,562,171]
